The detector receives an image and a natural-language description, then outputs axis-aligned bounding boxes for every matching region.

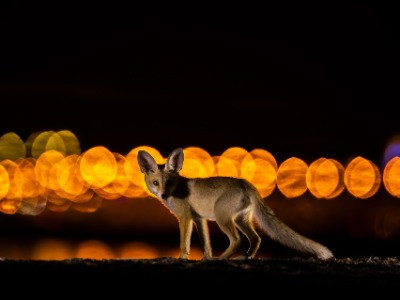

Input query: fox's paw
[235,255,253,260]
[202,256,216,261]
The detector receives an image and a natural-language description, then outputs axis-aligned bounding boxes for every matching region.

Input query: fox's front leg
[194,218,212,259]
[178,217,193,259]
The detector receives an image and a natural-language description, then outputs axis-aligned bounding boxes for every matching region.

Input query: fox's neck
[166,173,191,200]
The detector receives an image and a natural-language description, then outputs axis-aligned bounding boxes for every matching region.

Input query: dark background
[1,2,400,259]
[1,2,399,163]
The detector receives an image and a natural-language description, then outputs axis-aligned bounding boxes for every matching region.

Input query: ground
[1,257,400,295]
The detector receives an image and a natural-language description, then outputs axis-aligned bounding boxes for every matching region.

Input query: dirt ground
[1,257,400,296]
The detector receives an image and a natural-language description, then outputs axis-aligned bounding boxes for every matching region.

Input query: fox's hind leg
[214,190,250,259]
[215,214,241,259]
[235,211,261,258]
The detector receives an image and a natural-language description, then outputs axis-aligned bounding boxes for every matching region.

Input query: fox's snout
[161,193,168,200]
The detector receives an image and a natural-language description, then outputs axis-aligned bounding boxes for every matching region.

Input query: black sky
[1,2,399,164]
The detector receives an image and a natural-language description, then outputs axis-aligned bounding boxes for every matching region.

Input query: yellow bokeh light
[383,156,400,197]
[276,157,308,198]
[124,146,165,188]
[344,156,381,199]
[32,131,66,158]
[79,146,117,188]
[57,130,81,155]
[0,132,26,161]
[46,133,66,154]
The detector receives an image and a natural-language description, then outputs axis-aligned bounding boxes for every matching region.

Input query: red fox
[138,148,333,260]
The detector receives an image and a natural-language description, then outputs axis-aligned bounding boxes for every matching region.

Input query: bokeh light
[80,146,117,188]
[383,157,400,198]
[180,147,215,178]
[0,132,26,161]
[0,164,10,200]
[32,131,66,158]
[344,157,381,199]
[119,242,159,259]
[383,135,400,166]
[0,129,398,217]
[35,150,65,190]
[32,239,74,260]
[276,157,308,198]
[241,149,277,198]
[56,154,89,201]
[124,146,165,189]
[306,158,345,199]
[217,147,249,177]
[76,240,115,259]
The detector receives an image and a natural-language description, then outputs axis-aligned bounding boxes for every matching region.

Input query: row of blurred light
[3,239,204,260]
[0,130,400,216]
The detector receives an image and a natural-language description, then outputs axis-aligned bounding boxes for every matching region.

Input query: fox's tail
[254,199,334,260]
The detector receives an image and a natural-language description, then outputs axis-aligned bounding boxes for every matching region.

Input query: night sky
[1,2,400,164]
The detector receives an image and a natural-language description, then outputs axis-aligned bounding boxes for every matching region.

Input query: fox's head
[137,148,185,200]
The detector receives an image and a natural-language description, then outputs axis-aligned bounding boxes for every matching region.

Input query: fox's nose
[161,193,168,200]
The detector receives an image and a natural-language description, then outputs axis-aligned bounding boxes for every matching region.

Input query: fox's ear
[137,151,158,174]
[165,148,184,173]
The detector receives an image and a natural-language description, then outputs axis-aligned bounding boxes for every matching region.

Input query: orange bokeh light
[217,147,249,178]
[17,158,44,198]
[0,198,20,214]
[56,154,89,201]
[32,239,74,260]
[276,157,308,198]
[76,240,115,259]
[124,146,165,189]
[306,158,345,199]
[119,242,159,259]
[180,147,215,178]
[1,159,23,200]
[0,164,10,200]
[344,156,381,199]
[79,146,117,188]
[383,156,400,197]
[35,150,65,191]
[241,150,277,198]
[72,193,103,213]
[2,127,398,218]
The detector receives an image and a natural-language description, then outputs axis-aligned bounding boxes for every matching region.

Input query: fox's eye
[153,180,159,186]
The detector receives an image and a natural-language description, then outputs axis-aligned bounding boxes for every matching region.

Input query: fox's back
[187,176,257,219]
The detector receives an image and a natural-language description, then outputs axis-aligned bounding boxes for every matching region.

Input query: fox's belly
[187,197,217,220]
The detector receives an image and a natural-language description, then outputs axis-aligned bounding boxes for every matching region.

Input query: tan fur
[138,148,334,260]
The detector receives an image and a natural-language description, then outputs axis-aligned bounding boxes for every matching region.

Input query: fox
[137,148,334,260]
